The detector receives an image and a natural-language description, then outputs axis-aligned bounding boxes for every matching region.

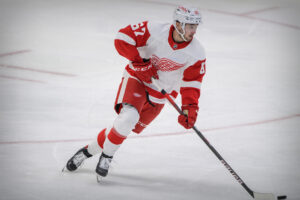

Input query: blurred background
[0,0,299,199]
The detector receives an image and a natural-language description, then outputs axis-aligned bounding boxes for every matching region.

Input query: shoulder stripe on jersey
[181,80,202,89]
[116,32,136,46]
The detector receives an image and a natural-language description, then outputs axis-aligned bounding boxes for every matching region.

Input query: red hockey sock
[97,128,107,149]
[107,127,127,145]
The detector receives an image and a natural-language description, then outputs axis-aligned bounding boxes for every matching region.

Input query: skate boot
[96,152,113,177]
[65,147,92,171]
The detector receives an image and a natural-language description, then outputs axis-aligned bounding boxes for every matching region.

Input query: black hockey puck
[277,195,287,200]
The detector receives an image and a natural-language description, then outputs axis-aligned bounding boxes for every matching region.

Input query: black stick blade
[277,195,287,200]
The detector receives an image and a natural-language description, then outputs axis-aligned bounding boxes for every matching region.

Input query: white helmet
[173,5,202,41]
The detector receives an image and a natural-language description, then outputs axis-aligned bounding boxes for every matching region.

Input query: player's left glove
[131,59,158,83]
[178,104,199,129]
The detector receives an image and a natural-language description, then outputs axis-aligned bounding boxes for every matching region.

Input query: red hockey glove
[131,59,158,83]
[178,104,199,129]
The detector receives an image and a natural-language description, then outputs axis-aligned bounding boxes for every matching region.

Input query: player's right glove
[178,104,199,129]
[131,59,158,83]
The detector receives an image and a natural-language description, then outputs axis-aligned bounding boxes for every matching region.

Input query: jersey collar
[168,25,192,50]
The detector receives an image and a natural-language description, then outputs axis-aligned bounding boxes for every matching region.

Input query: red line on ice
[138,0,300,30]
[0,114,299,145]
[0,64,76,77]
[239,6,279,16]
[201,114,300,132]
[206,8,300,30]
[0,50,31,58]
[0,75,46,84]
[243,16,300,30]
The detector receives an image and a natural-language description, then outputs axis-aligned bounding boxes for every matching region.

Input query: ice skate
[96,152,113,182]
[63,147,92,172]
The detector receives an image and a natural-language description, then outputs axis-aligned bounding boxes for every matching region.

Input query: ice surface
[0,0,299,200]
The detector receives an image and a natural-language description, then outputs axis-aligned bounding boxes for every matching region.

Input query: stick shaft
[158,86,255,198]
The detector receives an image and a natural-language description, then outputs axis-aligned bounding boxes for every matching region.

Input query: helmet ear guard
[173,5,202,41]
[174,21,187,41]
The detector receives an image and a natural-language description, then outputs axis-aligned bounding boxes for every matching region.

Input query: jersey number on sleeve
[131,23,146,36]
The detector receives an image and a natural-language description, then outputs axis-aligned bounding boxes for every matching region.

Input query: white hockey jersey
[114,21,206,105]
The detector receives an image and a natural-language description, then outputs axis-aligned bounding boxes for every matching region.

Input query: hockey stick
[151,78,286,200]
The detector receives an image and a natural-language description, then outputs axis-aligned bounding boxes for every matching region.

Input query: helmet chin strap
[174,22,188,42]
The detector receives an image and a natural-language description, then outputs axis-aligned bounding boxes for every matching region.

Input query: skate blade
[61,167,68,173]
[61,166,71,173]
[96,175,104,183]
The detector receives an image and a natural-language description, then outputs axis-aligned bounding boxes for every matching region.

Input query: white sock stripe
[103,138,121,157]
[111,127,127,139]
[87,137,103,156]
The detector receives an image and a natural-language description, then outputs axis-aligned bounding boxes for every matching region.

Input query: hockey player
[64,5,206,179]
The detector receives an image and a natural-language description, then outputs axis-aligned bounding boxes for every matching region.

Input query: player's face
[184,24,198,41]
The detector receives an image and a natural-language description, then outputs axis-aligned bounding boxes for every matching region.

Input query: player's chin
[186,35,194,41]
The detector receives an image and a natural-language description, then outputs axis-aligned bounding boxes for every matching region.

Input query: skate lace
[73,152,86,167]
[100,157,112,170]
